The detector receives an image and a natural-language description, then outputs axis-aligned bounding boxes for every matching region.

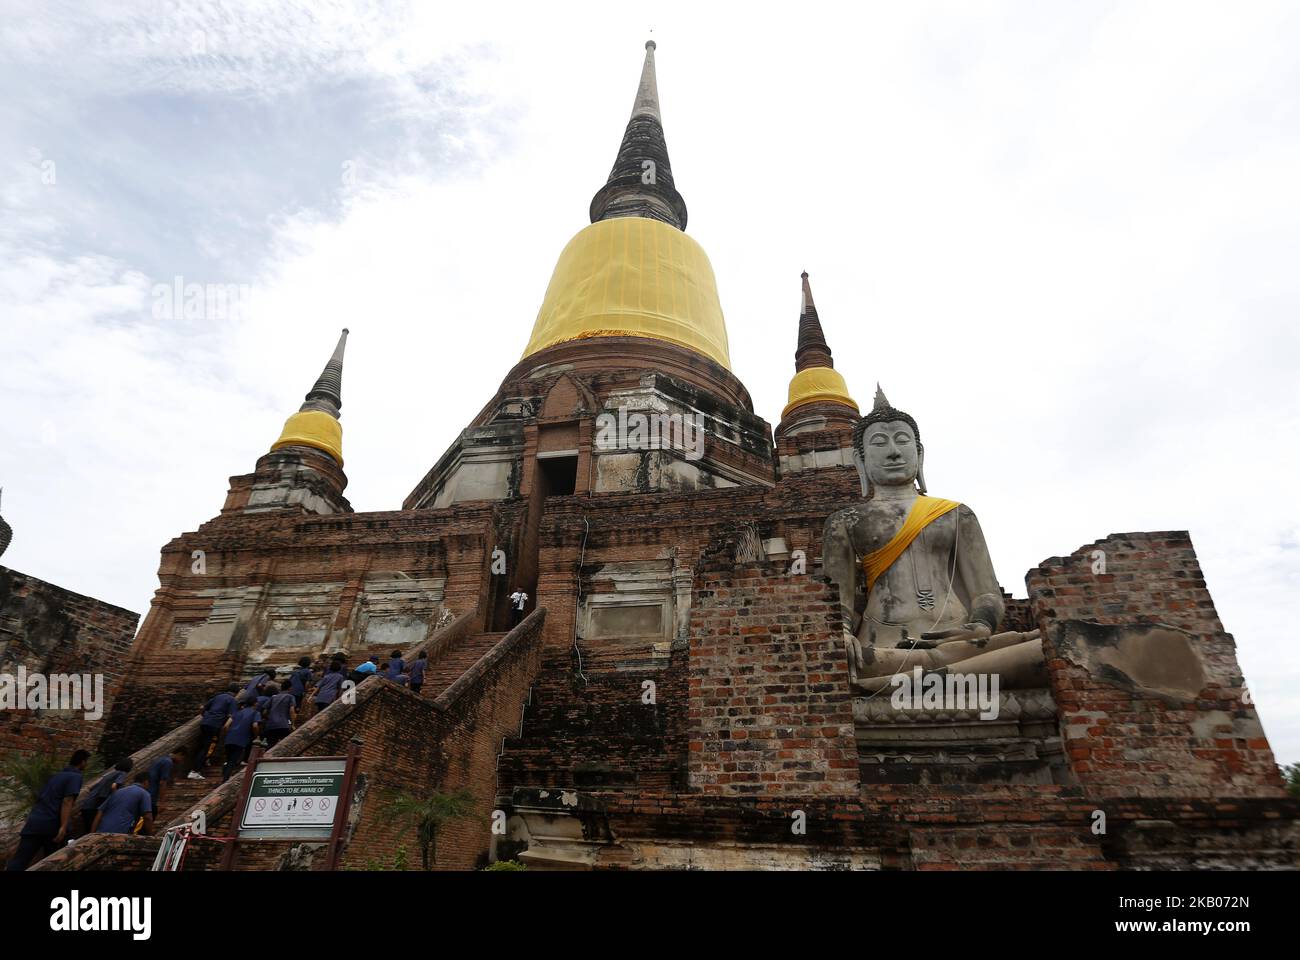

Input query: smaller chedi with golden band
[4,38,1295,876]
[782,271,858,422]
[271,327,348,465]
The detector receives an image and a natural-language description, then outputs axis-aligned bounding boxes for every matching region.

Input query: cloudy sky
[1,1,1297,762]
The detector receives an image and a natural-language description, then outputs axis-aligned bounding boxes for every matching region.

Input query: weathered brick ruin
[0,567,141,857]
[6,41,1296,872]
[0,569,139,765]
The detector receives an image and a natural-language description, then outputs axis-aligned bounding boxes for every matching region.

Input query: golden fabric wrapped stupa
[520,40,732,374]
[522,216,731,370]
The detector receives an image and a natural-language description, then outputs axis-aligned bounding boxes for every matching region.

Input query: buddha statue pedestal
[853,688,1069,786]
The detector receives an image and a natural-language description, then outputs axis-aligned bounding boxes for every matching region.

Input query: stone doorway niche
[538,451,578,497]
[578,559,690,671]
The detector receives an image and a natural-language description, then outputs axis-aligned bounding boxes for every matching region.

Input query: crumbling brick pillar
[1027,531,1283,799]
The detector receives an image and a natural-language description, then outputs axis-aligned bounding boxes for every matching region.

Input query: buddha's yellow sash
[862,496,960,593]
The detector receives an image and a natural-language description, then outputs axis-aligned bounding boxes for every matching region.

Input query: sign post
[220,745,361,870]
[321,741,362,871]
[219,745,263,871]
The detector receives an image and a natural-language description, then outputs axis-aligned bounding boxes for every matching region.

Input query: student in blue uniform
[264,682,297,748]
[93,772,154,835]
[239,668,276,705]
[192,683,240,778]
[147,750,186,818]
[386,650,405,680]
[312,664,345,716]
[221,700,261,782]
[408,651,429,695]
[289,656,315,709]
[5,749,89,870]
[253,688,273,748]
[80,758,132,836]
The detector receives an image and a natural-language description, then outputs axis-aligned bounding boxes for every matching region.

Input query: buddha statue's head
[852,386,926,498]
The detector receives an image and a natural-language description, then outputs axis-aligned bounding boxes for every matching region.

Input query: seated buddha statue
[822,387,1046,693]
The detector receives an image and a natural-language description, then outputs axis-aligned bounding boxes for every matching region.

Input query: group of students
[5,647,430,871]
[4,747,185,871]
[192,649,429,782]
[192,676,299,783]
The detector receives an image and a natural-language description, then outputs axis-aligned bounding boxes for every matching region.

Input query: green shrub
[0,751,101,824]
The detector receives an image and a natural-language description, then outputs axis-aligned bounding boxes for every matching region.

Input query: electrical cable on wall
[573,515,590,686]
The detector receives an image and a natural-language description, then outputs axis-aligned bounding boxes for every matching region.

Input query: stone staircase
[22,608,554,872]
[29,612,523,868]
[153,762,224,827]
[419,631,507,698]
[495,647,685,797]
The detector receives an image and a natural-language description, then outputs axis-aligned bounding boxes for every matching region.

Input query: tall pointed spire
[589,40,688,231]
[630,38,662,121]
[301,327,348,417]
[271,328,349,465]
[795,271,834,372]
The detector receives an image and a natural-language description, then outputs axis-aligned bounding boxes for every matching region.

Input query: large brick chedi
[9,41,1296,872]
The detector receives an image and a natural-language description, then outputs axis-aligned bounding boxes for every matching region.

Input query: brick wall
[687,558,859,797]
[497,645,690,795]
[0,566,139,763]
[1027,531,1283,799]
[131,505,499,661]
[92,499,506,760]
[97,650,241,764]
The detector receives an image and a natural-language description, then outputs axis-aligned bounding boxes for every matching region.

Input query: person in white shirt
[509,587,528,626]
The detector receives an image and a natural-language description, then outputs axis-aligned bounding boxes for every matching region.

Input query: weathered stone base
[854,688,1070,786]
[496,785,1300,871]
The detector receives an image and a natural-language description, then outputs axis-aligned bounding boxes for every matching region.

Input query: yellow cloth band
[523,217,732,370]
[862,496,960,594]
[781,366,859,419]
[271,410,343,466]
